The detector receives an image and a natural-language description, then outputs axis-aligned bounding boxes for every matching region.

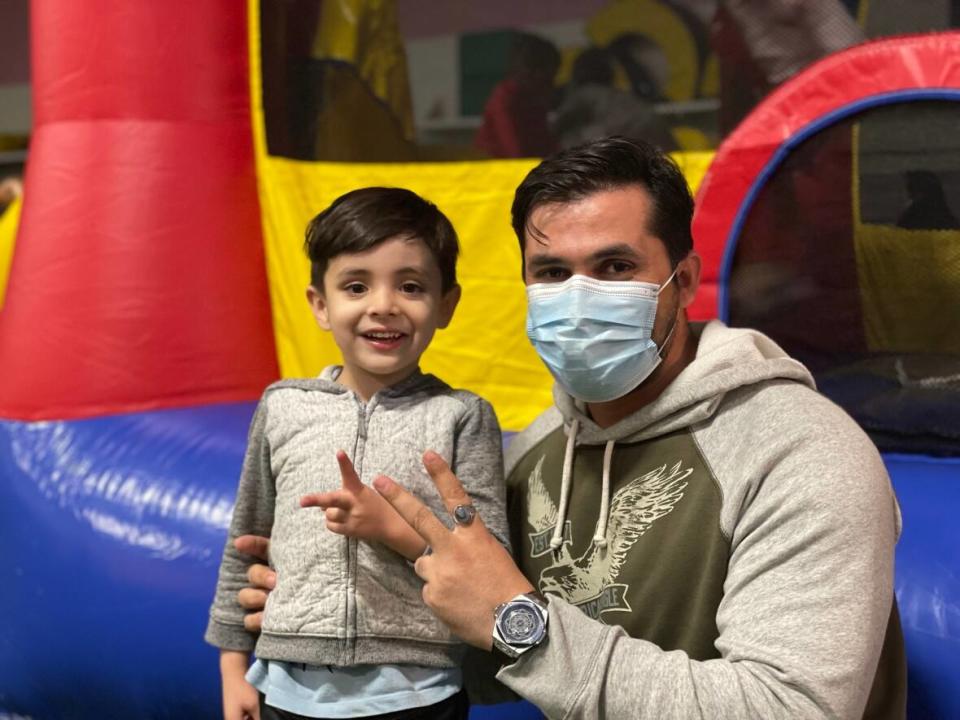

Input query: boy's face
[307,236,460,396]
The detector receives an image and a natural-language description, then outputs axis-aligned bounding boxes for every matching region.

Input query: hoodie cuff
[495,598,614,717]
[204,616,257,653]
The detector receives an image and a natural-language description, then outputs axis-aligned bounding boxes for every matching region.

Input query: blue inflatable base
[1,405,956,718]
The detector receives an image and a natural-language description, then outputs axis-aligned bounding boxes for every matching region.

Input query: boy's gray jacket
[487,321,906,719]
[205,367,507,668]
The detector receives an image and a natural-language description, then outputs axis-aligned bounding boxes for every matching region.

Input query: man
[235,137,906,719]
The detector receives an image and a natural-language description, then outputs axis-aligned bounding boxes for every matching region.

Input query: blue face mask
[526,270,678,403]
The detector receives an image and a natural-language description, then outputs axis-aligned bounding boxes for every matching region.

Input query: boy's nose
[367,288,399,316]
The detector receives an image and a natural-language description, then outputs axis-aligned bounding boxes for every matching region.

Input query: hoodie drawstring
[592,440,615,548]
[550,418,578,550]
[549,418,614,551]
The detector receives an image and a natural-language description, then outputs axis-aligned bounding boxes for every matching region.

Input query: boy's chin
[357,362,420,382]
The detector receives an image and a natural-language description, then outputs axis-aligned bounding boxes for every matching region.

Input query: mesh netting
[728,100,960,455]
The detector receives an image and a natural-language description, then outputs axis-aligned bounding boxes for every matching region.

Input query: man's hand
[220,650,260,720]
[234,535,274,633]
[373,451,534,649]
[301,451,427,561]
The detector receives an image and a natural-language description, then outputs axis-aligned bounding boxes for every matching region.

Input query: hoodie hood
[553,320,815,446]
[270,366,436,402]
[539,321,815,551]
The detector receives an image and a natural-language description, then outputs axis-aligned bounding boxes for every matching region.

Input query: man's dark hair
[305,187,459,292]
[511,136,694,267]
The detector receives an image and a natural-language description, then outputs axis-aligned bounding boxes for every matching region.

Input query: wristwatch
[491,591,549,664]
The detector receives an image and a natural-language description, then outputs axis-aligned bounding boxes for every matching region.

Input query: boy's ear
[438,284,461,329]
[306,285,330,330]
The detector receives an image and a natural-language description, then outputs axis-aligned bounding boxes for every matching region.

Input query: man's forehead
[522,213,664,262]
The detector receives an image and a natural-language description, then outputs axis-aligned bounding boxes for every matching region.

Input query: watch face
[498,603,544,644]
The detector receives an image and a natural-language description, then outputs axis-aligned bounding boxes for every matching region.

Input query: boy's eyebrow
[333,265,430,279]
[392,265,429,276]
[334,267,372,279]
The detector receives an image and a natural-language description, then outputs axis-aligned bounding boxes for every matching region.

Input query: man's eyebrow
[526,244,646,270]
[525,254,568,270]
[587,244,644,263]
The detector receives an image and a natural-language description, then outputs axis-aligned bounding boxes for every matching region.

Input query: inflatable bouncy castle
[1,2,958,717]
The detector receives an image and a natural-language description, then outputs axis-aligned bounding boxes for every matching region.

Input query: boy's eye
[344,282,367,295]
[400,282,423,294]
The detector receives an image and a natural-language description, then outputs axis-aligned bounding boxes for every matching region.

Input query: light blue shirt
[247,659,461,718]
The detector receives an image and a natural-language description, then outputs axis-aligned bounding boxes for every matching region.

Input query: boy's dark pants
[258,689,469,720]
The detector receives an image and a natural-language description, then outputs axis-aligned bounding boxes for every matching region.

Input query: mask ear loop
[655,264,683,359]
[655,265,680,295]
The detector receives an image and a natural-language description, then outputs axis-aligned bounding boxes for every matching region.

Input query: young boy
[205,187,508,720]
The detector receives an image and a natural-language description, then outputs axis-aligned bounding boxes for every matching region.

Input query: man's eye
[602,260,634,276]
[538,268,570,281]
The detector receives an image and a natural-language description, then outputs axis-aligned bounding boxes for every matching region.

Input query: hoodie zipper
[344,393,372,665]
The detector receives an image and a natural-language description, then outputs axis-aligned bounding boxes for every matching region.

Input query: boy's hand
[300,451,393,541]
[301,451,427,560]
[220,650,260,720]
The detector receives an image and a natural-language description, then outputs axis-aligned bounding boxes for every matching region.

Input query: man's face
[522,185,691,345]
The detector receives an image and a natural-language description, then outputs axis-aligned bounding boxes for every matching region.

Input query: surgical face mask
[526,270,678,403]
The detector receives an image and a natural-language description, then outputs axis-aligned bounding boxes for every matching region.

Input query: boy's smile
[307,236,460,400]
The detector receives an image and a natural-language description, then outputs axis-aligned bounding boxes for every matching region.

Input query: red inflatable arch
[690,31,960,321]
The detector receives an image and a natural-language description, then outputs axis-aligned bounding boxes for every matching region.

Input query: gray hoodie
[490,321,906,719]
[205,367,508,669]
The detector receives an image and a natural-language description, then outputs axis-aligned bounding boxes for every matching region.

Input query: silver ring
[452,504,477,526]
[421,545,433,557]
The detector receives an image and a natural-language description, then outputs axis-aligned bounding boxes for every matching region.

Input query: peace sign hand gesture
[300,451,428,561]
[374,451,534,649]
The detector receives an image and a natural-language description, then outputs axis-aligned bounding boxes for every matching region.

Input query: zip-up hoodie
[493,321,906,719]
[205,367,507,669]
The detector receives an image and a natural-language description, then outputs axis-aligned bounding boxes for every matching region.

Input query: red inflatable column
[0,0,278,420]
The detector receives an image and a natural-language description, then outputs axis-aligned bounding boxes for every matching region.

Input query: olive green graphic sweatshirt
[494,321,906,719]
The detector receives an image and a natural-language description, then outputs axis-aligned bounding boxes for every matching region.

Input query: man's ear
[437,284,462,329]
[306,285,330,330]
[676,251,701,309]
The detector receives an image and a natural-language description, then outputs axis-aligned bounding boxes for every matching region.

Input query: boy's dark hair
[511,136,694,267]
[305,187,459,292]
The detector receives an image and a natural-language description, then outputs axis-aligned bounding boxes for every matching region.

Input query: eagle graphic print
[526,454,691,620]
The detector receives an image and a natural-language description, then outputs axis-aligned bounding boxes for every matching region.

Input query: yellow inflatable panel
[0,196,21,311]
